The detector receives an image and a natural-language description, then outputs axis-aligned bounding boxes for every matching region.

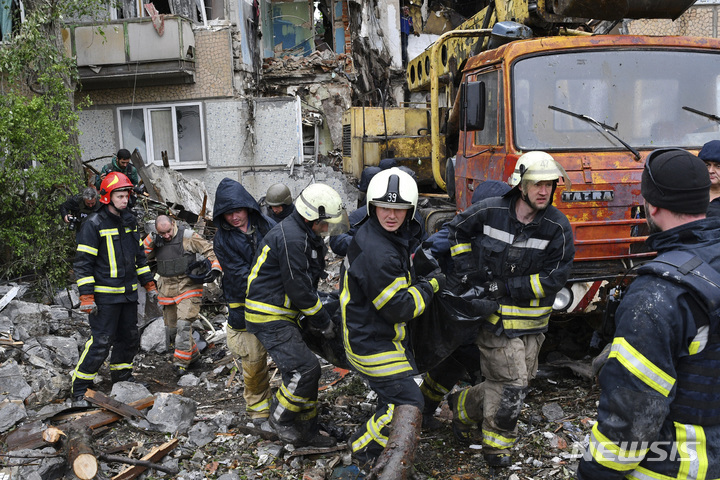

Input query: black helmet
[186,258,212,284]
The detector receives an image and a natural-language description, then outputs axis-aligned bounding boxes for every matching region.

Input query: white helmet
[508,151,571,189]
[366,167,419,218]
[295,183,349,236]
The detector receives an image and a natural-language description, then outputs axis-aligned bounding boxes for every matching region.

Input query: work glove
[426,271,447,293]
[144,282,159,303]
[79,294,97,315]
[483,280,508,300]
[307,309,336,340]
[204,268,222,284]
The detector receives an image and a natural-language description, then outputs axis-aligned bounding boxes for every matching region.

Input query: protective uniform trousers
[420,344,482,414]
[159,279,201,367]
[453,329,544,454]
[350,375,424,459]
[248,321,321,429]
[72,302,139,396]
[226,307,271,419]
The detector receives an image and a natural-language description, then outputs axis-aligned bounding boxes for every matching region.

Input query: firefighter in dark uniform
[245,183,349,447]
[418,180,511,431]
[213,178,276,425]
[447,152,575,467]
[72,172,157,407]
[342,167,445,468]
[578,149,720,480]
[143,215,222,374]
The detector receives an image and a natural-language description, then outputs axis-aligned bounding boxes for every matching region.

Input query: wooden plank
[85,389,146,420]
[112,438,179,480]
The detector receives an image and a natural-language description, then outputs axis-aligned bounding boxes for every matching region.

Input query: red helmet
[99,172,134,204]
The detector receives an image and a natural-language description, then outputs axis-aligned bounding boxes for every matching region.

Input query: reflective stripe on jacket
[245,211,327,326]
[577,217,720,480]
[447,194,574,337]
[341,216,433,380]
[74,206,153,303]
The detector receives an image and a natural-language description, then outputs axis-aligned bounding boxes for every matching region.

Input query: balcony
[62,16,195,90]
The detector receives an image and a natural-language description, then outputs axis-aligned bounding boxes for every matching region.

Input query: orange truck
[343,0,720,328]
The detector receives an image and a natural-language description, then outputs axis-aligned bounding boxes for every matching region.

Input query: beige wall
[82,28,234,106]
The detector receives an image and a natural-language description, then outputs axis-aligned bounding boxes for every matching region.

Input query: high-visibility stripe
[245,312,296,325]
[100,229,118,278]
[174,345,199,361]
[500,304,552,317]
[676,422,707,480]
[609,338,675,397]
[159,289,203,305]
[136,265,150,276]
[483,225,514,244]
[229,302,244,309]
[408,286,425,317]
[77,244,98,256]
[77,276,95,287]
[530,273,545,298]
[514,237,550,250]
[73,370,97,381]
[109,362,133,371]
[588,422,646,472]
[248,398,270,413]
[482,428,516,449]
[95,285,127,294]
[420,374,449,402]
[211,259,221,270]
[346,346,413,378]
[450,243,472,256]
[372,277,408,310]
[246,245,270,293]
[143,236,153,255]
[454,389,474,425]
[689,325,709,355]
[245,298,297,317]
[352,404,394,452]
[300,297,322,316]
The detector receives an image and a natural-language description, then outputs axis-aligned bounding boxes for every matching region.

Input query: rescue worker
[577,148,720,480]
[418,180,511,431]
[72,172,157,407]
[330,166,426,257]
[59,187,101,228]
[400,5,419,68]
[447,151,574,467]
[342,167,445,468]
[698,139,720,217]
[143,215,221,375]
[245,183,349,447]
[94,148,140,189]
[213,178,275,425]
[259,183,295,223]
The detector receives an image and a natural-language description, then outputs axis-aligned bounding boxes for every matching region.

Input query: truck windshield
[512,50,720,151]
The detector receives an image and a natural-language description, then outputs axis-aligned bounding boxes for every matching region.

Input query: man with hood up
[213,178,276,425]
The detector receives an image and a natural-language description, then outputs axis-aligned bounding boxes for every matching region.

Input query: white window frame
[117,102,207,170]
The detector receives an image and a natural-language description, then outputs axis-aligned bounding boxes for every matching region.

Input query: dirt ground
[81,325,600,480]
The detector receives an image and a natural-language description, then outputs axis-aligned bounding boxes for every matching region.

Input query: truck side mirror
[462,81,485,131]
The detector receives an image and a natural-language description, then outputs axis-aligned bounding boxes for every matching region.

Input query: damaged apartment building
[5,0,720,204]
[50,0,462,205]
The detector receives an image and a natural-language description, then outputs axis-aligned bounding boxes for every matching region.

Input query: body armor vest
[637,250,720,426]
[156,227,194,277]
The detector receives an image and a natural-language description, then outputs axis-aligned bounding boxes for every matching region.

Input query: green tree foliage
[0,0,102,290]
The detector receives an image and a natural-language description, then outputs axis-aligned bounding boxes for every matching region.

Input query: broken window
[261,0,345,58]
[118,103,207,169]
[108,0,225,22]
[0,0,24,43]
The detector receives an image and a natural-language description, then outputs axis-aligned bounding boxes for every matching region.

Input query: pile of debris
[0,252,601,479]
